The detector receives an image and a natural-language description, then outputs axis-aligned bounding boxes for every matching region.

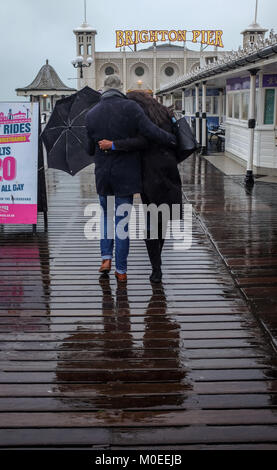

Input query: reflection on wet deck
[0,157,277,449]
[182,155,277,350]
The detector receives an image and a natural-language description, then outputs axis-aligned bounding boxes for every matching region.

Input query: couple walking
[86,75,182,284]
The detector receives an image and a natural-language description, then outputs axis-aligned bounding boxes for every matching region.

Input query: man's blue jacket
[86,89,176,196]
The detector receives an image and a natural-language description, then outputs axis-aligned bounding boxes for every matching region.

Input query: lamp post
[71,56,93,79]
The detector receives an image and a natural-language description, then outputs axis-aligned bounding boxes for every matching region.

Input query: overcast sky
[0,0,276,101]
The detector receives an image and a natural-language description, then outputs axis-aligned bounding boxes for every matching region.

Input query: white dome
[73,22,96,33]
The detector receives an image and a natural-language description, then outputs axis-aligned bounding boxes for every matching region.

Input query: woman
[99,91,182,283]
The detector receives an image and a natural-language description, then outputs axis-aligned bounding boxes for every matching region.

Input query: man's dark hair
[126,91,174,127]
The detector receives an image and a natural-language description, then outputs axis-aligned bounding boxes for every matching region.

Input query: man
[86,74,176,282]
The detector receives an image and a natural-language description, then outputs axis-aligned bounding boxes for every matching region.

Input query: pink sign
[0,204,37,224]
[0,102,39,224]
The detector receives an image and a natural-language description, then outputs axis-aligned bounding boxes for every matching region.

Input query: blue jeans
[99,195,134,274]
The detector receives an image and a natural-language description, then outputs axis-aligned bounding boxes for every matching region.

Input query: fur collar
[101,89,127,100]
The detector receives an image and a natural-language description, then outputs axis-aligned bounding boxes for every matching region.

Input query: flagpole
[84,0,87,23]
[254,0,258,23]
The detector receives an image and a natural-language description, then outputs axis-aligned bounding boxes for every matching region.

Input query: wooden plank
[1,409,277,428]
[0,426,277,447]
[0,358,273,371]
[0,394,275,412]
[0,322,247,333]
[0,368,275,383]
[0,381,276,397]
[0,330,254,341]
[0,347,265,360]
[0,338,263,350]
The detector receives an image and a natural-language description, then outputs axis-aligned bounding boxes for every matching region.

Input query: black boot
[159,238,165,254]
[145,239,162,284]
[150,267,162,283]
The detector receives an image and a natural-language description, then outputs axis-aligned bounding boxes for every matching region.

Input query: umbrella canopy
[41,86,100,175]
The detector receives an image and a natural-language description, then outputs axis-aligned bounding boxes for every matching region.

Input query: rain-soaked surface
[0,156,277,449]
[182,155,277,350]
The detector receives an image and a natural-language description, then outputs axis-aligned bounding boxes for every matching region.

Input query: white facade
[156,21,277,175]
[225,73,277,173]
[73,22,228,94]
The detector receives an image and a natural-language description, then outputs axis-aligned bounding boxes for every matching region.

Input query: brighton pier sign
[116,30,224,48]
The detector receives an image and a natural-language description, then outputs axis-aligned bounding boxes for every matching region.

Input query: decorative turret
[241,0,268,47]
[73,0,97,89]
[16,60,76,95]
[16,60,76,121]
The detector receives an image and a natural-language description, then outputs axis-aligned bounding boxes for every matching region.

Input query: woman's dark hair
[126,91,173,127]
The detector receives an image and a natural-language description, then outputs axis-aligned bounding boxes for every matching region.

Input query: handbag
[173,117,199,163]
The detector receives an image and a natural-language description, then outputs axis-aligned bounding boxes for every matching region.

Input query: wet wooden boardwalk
[0,159,277,449]
[183,156,277,351]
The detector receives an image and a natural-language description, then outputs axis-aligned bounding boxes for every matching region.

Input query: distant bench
[208,124,225,151]
[217,133,225,151]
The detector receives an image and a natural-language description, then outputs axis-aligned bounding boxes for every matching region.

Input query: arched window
[105,66,115,76]
[135,66,145,77]
[87,44,92,55]
[79,44,84,55]
[190,63,200,73]
[165,66,174,77]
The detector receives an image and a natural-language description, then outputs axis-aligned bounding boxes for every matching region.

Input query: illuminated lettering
[215,30,224,48]
[114,29,224,48]
[158,30,168,41]
[134,30,139,44]
[201,30,207,44]
[125,30,134,46]
[149,30,159,42]
[168,30,178,41]
[177,30,187,41]
[207,30,215,46]
[116,30,124,48]
[192,30,201,43]
[139,30,149,43]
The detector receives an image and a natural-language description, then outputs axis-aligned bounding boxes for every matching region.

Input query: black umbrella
[41,86,100,176]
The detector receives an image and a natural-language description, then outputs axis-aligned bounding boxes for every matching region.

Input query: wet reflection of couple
[56,277,188,410]
[98,275,183,372]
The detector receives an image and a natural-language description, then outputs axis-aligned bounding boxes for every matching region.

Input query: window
[87,44,92,55]
[185,96,193,114]
[234,93,240,119]
[165,66,174,77]
[227,94,233,118]
[223,94,226,118]
[135,66,144,77]
[242,92,250,120]
[213,96,219,115]
[206,97,211,114]
[193,96,196,114]
[79,44,84,55]
[105,66,115,76]
[264,89,275,125]
[206,57,215,65]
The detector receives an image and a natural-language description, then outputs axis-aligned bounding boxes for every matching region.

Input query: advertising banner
[0,102,39,224]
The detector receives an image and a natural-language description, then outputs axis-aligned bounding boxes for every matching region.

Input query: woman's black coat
[114,116,182,212]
